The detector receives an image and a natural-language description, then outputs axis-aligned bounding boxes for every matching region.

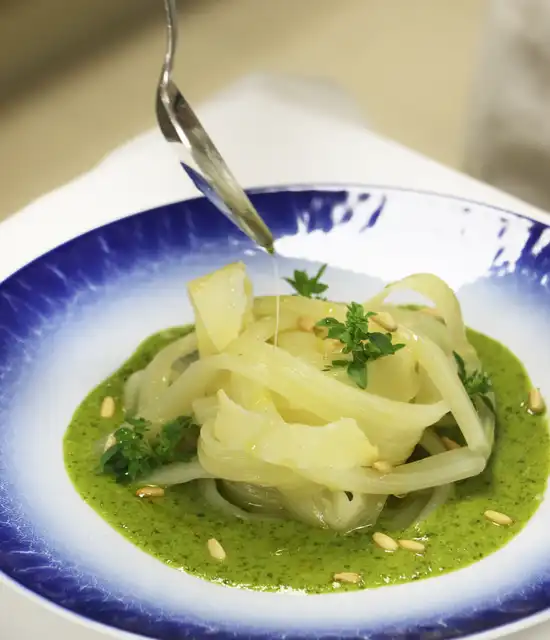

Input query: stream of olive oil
[271,254,281,346]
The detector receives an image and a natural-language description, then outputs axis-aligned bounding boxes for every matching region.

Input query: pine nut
[373,311,397,332]
[103,433,117,452]
[441,436,461,451]
[297,316,315,332]
[136,486,165,498]
[399,539,426,553]
[100,396,115,418]
[373,532,399,552]
[207,538,226,561]
[528,388,546,415]
[484,510,513,526]
[333,571,361,584]
[373,460,393,474]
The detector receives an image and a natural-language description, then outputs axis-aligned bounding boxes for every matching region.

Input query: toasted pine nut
[136,486,165,499]
[297,316,316,333]
[333,571,361,584]
[207,538,226,561]
[373,311,397,333]
[484,510,513,526]
[100,396,116,418]
[373,532,399,552]
[528,388,546,415]
[103,433,117,452]
[373,460,393,474]
[441,436,461,451]
[399,539,426,553]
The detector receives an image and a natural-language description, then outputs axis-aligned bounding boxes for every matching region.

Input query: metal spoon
[156,0,275,254]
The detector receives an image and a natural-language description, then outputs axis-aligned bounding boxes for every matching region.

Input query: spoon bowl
[156,0,274,253]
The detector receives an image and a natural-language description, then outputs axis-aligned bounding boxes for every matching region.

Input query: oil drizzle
[271,253,281,347]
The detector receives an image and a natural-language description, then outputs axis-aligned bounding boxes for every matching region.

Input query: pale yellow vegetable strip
[271,391,327,425]
[198,419,305,487]
[141,458,211,486]
[235,341,447,430]
[221,481,288,516]
[140,357,217,427]
[141,345,448,461]
[212,391,378,470]
[142,315,292,425]
[364,345,419,402]
[276,487,384,531]
[276,488,329,528]
[276,331,326,370]
[366,273,475,362]
[379,305,452,354]
[192,395,218,424]
[140,316,295,427]
[301,448,486,495]
[225,314,297,355]
[312,490,387,532]
[188,262,253,356]
[228,374,279,417]
[477,395,496,452]
[417,430,454,523]
[293,487,373,529]
[254,295,348,322]
[199,479,281,521]
[123,370,143,414]
[138,332,198,413]
[400,327,490,456]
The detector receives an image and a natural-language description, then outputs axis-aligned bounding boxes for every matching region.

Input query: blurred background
[0,0,487,220]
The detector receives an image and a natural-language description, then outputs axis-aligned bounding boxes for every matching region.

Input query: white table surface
[1,75,548,639]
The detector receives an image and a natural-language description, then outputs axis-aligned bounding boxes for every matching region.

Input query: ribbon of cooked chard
[99,415,198,483]
[317,303,405,389]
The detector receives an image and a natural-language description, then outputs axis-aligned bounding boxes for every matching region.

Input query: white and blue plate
[1,185,550,640]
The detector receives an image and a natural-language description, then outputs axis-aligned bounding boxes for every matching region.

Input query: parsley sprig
[284,264,328,299]
[99,415,199,484]
[317,303,405,389]
[453,351,494,413]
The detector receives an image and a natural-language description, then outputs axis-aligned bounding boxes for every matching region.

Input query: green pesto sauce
[64,327,549,593]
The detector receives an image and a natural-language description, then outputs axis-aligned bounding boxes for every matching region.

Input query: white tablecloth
[1,74,547,639]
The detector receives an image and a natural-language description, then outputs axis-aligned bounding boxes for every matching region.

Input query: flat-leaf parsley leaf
[99,415,198,483]
[317,303,405,389]
[453,351,494,413]
[284,264,328,299]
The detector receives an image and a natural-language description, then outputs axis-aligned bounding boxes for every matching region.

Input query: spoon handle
[158,0,274,253]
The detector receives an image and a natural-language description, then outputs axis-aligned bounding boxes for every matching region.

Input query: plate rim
[0,182,548,286]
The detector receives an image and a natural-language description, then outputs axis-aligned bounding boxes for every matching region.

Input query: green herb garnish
[453,351,494,413]
[317,303,405,389]
[99,415,198,483]
[284,264,328,299]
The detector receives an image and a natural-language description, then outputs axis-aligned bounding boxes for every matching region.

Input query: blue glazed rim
[0,184,549,640]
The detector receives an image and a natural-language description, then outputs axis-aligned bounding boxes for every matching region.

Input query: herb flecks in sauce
[64,327,549,594]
